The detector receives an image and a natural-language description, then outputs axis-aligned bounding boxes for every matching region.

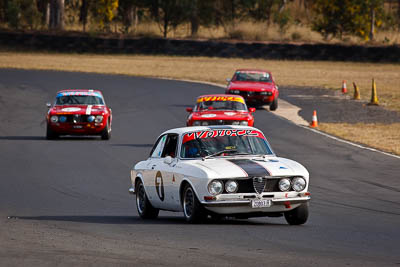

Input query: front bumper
[49,122,106,135]
[202,192,310,214]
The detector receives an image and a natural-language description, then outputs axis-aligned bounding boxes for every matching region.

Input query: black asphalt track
[0,69,399,266]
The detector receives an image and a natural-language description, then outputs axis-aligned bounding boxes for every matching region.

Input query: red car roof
[235,68,271,73]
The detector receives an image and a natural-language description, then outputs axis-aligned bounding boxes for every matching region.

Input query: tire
[135,180,159,219]
[269,97,278,111]
[46,124,58,140]
[101,120,111,140]
[284,203,309,225]
[182,184,206,223]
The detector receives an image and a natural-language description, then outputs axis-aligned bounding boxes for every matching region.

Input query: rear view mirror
[249,107,256,113]
[164,156,173,165]
[46,102,51,108]
[226,78,231,83]
[186,107,193,112]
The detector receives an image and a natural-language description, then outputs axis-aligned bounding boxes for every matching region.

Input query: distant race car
[225,69,279,111]
[46,89,112,140]
[129,126,310,225]
[186,94,255,127]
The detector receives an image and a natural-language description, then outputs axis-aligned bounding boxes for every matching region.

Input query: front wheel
[101,120,111,140]
[269,97,278,111]
[284,203,309,225]
[182,184,206,223]
[136,180,159,219]
[46,124,58,140]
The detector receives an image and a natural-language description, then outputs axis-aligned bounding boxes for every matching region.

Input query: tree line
[1,0,400,41]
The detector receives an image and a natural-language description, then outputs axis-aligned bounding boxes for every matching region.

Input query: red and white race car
[186,94,255,127]
[225,69,279,111]
[46,89,112,140]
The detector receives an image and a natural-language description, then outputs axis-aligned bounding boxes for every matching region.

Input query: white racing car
[130,126,310,225]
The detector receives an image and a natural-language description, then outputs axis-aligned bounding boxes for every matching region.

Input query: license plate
[73,125,83,129]
[251,199,272,208]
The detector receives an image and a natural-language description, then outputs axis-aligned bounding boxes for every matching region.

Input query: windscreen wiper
[203,149,237,159]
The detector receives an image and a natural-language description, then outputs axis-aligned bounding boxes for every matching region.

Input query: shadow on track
[111,144,153,148]
[0,136,45,141]
[12,215,286,226]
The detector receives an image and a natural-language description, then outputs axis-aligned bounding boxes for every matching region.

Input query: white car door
[143,134,167,209]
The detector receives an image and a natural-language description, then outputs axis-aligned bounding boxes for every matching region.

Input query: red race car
[225,69,279,111]
[46,89,112,140]
[186,94,255,126]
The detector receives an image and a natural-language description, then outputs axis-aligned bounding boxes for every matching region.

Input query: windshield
[56,92,104,105]
[195,96,247,111]
[181,129,273,158]
[233,71,272,83]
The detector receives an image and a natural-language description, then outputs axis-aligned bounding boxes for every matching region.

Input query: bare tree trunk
[49,0,64,29]
[190,0,199,37]
[45,2,50,26]
[80,0,88,32]
[279,0,287,13]
[369,7,375,41]
[398,0,400,30]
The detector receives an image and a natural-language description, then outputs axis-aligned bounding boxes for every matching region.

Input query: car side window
[150,134,167,158]
[161,134,178,158]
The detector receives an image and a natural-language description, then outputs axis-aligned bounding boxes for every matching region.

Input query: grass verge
[0,51,399,155]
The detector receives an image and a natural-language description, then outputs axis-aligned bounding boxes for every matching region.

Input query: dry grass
[319,123,400,155]
[0,51,399,155]
[1,52,399,111]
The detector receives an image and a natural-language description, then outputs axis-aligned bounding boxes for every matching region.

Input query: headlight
[193,121,201,126]
[240,121,248,126]
[232,121,240,125]
[225,180,238,193]
[292,177,306,192]
[50,116,58,123]
[95,115,103,123]
[208,180,224,195]
[201,121,209,126]
[260,91,272,96]
[279,178,291,192]
[230,90,240,94]
[87,115,95,122]
[59,116,67,123]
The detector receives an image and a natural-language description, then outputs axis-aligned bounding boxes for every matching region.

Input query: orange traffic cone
[310,110,318,128]
[368,78,379,105]
[353,82,360,100]
[342,80,347,94]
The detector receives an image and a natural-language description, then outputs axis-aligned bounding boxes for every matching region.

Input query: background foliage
[1,0,400,42]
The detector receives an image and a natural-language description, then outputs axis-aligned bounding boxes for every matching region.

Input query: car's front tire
[136,180,159,219]
[284,203,309,225]
[182,184,206,223]
[270,97,278,111]
[101,120,111,140]
[46,124,58,140]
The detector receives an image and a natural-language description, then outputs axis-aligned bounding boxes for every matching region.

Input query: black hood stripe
[227,159,271,177]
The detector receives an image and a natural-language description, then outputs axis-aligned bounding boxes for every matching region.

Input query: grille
[234,91,272,97]
[253,177,266,194]
[235,178,282,193]
[62,115,91,123]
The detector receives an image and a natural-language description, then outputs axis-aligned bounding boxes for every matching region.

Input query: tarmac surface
[0,69,399,266]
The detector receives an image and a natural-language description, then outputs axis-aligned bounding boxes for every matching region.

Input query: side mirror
[186,107,193,113]
[46,102,52,108]
[164,156,173,165]
[249,107,256,113]
[226,78,231,83]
